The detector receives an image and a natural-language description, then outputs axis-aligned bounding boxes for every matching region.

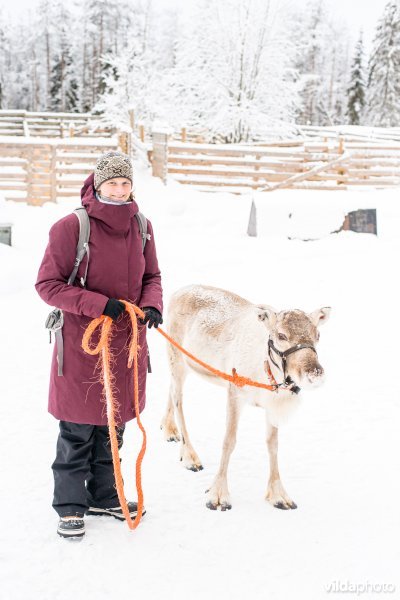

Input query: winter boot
[57,516,85,538]
[86,501,145,520]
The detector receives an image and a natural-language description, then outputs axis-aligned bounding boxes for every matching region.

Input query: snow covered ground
[0,166,399,600]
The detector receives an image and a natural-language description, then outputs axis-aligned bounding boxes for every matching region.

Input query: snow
[0,165,399,600]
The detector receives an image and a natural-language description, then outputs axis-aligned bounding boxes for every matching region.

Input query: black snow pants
[52,420,125,518]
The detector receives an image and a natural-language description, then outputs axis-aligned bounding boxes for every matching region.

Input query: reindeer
[161,284,330,511]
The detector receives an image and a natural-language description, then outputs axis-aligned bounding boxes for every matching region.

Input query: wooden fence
[151,132,400,192]
[3,110,400,200]
[0,138,119,204]
[0,110,113,138]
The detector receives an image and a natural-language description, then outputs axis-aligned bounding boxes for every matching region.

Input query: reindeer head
[257,305,330,390]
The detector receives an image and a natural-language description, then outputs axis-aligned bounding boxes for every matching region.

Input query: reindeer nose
[308,364,324,382]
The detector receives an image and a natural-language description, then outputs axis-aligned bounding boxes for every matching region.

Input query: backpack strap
[68,207,91,287]
[135,211,151,251]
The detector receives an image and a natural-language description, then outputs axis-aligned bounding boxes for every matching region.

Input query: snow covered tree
[365,1,400,126]
[93,0,166,127]
[48,3,80,112]
[0,12,7,108]
[50,48,79,112]
[346,33,366,125]
[82,0,133,108]
[158,0,300,142]
[293,0,351,126]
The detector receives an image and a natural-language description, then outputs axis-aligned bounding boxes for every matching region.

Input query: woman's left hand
[139,307,163,329]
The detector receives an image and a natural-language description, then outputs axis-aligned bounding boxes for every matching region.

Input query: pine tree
[365,1,400,127]
[49,54,63,111]
[49,43,79,111]
[346,33,366,125]
[83,0,133,108]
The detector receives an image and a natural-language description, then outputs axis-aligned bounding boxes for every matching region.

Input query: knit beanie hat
[94,151,133,190]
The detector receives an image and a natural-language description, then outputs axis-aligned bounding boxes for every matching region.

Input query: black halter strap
[268,338,317,394]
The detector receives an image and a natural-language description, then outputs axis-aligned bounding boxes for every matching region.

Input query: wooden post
[129,109,135,131]
[23,119,30,137]
[26,146,34,204]
[139,124,145,142]
[181,127,187,143]
[254,153,260,186]
[118,131,129,154]
[151,129,171,183]
[337,136,346,185]
[29,144,52,206]
[50,145,57,202]
[69,121,75,137]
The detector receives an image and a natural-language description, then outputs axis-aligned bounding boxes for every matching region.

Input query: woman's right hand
[103,298,126,320]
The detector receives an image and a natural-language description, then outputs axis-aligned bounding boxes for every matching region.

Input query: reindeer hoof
[188,464,203,472]
[160,423,181,442]
[206,499,232,511]
[274,500,297,510]
[274,501,289,510]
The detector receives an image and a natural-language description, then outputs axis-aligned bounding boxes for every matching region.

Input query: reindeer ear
[256,304,277,327]
[309,307,331,327]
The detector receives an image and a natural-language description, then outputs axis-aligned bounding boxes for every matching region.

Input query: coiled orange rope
[82,301,146,530]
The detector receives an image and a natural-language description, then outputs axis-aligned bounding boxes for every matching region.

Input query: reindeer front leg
[206,385,242,511]
[265,419,297,510]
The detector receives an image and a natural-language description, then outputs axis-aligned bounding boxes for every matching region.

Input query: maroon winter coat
[35,173,163,425]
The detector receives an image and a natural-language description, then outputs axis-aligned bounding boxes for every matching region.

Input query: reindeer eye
[277,333,288,341]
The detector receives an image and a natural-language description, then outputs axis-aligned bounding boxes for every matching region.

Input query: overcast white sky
[0,0,389,49]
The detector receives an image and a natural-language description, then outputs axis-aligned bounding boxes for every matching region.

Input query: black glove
[139,306,163,329]
[103,298,126,321]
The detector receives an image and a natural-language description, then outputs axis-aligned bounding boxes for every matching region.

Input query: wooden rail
[0,138,118,204]
[0,110,114,138]
[151,132,400,192]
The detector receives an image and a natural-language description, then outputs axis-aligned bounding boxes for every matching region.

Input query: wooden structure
[0,110,114,138]
[151,132,400,193]
[3,109,400,200]
[0,138,118,204]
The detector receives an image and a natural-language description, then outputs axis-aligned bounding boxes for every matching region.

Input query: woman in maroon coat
[35,151,163,538]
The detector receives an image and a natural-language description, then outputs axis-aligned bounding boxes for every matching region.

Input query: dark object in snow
[57,517,85,538]
[0,223,12,246]
[247,200,257,237]
[86,502,145,520]
[342,209,377,235]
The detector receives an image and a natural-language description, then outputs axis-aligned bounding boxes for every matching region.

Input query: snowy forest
[0,0,400,141]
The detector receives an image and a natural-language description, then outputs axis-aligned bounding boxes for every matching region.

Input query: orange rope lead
[155,327,279,392]
[82,302,147,530]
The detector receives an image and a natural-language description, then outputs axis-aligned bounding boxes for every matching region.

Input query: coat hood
[80,173,139,235]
